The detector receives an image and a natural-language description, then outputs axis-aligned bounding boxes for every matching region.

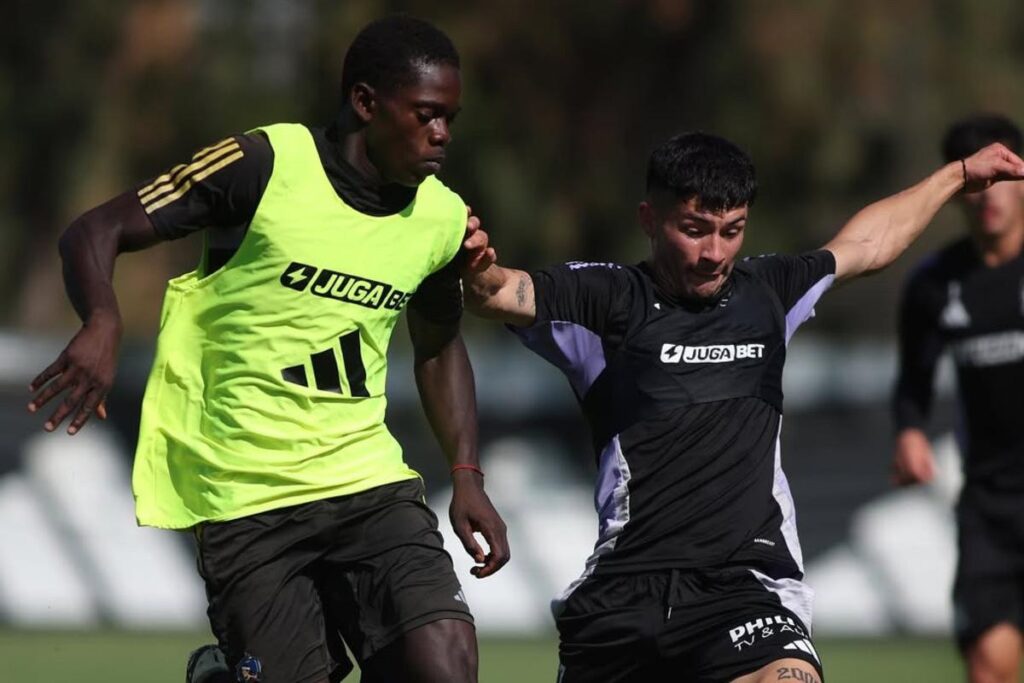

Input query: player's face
[640,197,748,300]
[365,63,462,187]
[958,179,1024,239]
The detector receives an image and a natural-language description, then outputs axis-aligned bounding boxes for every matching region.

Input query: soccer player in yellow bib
[27,16,508,683]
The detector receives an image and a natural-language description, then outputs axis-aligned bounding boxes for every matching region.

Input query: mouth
[980,206,999,222]
[421,156,445,173]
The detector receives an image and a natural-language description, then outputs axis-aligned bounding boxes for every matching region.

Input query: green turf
[0,630,980,682]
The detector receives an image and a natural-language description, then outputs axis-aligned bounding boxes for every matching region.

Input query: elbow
[59,209,122,262]
[58,218,90,262]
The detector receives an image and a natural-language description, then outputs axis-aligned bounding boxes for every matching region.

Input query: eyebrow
[680,211,746,225]
[413,101,461,115]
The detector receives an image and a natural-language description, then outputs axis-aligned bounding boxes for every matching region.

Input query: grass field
[0,630,976,682]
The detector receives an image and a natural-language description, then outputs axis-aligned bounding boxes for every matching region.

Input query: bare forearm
[411,312,510,577]
[827,162,963,279]
[59,191,161,324]
[414,335,480,467]
[60,218,121,325]
[463,264,536,326]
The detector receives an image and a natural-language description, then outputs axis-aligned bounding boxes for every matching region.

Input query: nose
[701,234,725,264]
[429,119,451,147]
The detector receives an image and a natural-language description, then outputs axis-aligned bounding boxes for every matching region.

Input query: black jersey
[134,122,462,323]
[894,237,1024,492]
[513,252,835,590]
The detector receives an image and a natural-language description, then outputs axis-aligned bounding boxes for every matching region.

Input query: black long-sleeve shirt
[894,237,1024,492]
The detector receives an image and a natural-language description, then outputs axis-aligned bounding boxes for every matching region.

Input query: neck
[335,109,386,186]
[972,221,1024,267]
[648,257,682,299]
[645,257,726,304]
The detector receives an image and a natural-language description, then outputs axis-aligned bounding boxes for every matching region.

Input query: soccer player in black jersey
[461,133,1024,683]
[27,16,507,683]
[891,114,1024,683]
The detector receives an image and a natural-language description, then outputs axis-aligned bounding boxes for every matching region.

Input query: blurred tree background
[4,0,1023,338]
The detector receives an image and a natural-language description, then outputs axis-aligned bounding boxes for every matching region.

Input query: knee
[967,627,1022,683]
[399,619,477,683]
[441,626,477,683]
[968,656,1017,683]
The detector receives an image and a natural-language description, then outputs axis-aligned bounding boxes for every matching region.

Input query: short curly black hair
[340,15,459,101]
[942,114,1022,162]
[646,132,758,211]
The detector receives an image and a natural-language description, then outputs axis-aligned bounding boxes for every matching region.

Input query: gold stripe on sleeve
[143,149,245,214]
[139,141,242,206]
[137,137,238,198]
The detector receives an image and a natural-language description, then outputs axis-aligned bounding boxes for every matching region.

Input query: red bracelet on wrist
[450,464,485,477]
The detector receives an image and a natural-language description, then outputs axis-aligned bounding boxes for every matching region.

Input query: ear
[638,200,657,239]
[349,82,376,124]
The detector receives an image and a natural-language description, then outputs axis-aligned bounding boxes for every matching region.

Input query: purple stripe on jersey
[759,417,815,630]
[551,435,631,618]
[771,418,804,571]
[512,321,607,397]
[749,569,815,634]
[595,435,631,540]
[785,274,835,344]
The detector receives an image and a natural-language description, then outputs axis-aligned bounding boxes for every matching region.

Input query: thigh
[359,619,477,683]
[320,496,474,664]
[197,518,352,683]
[664,569,823,683]
[965,622,1023,683]
[731,658,822,683]
[954,569,1024,650]
[555,574,665,683]
[954,503,1024,649]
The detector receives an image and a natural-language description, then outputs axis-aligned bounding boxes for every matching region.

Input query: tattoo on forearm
[776,667,818,683]
[515,275,529,308]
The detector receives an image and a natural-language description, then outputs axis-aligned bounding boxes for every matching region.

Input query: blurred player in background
[462,132,1024,683]
[27,15,508,683]
[892,114,1024,683]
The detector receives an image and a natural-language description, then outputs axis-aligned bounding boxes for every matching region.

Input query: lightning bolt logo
[279,262,317,291]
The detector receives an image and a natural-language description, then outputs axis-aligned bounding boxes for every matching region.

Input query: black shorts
[953,490,1024,648]
[194,479,473,683]
[555,567,824,683]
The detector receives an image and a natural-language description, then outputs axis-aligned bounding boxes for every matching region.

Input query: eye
[415,109,433,124]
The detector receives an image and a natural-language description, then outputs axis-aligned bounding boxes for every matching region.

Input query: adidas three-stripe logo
[138,137,244,214]
[281,330,369,396]
[783,639,820,664]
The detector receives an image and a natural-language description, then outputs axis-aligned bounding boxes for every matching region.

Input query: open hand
[28,313,120,435]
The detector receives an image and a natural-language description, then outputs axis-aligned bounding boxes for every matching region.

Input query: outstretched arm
[28,191,162,434]
[463,264,537,327]
[408,308,510,578]
[825,143,1024,281]
[460,212,537,327]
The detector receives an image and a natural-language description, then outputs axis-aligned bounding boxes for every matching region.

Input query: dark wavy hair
[646,132,757,211]
[942,114,1022,162]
